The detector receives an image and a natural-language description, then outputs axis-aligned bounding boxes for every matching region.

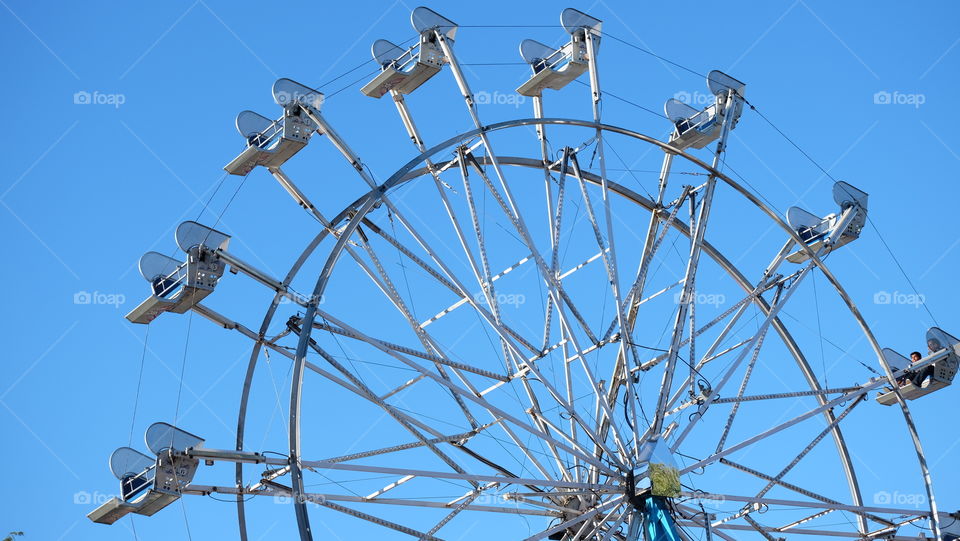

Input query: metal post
[651,90,739,436]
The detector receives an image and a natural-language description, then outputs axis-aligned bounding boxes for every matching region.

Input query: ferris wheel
[86,7,960,541]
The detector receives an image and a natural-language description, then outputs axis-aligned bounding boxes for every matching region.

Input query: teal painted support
[642,496,682,541]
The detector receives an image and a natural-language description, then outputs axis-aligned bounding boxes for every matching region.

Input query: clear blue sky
[2,1,959,539]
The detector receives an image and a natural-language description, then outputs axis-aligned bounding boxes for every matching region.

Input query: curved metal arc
[287,194,383,541]
[237,118,933,538]
[399,156,874,534]
[234,202,359,540]
[385,152,877,535]
[376,117,934,532]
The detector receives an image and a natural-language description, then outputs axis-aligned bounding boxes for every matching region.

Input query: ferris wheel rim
[226,117,937,540]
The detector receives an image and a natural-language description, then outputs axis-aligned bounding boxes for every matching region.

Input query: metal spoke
[315,309,622,477]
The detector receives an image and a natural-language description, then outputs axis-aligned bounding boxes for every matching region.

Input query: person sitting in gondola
[903,350,935,388]
[896,351,920,386]
[898,351,924,387]
[916,338,946,387]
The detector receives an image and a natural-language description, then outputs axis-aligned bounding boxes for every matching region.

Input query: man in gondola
[905,350,935,388]
[896,351,920,386]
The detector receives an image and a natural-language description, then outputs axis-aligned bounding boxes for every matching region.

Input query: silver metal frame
[100,8,950,540]
[204,116,943,540]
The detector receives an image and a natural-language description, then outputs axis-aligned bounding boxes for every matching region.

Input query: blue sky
[1,1,959,539]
